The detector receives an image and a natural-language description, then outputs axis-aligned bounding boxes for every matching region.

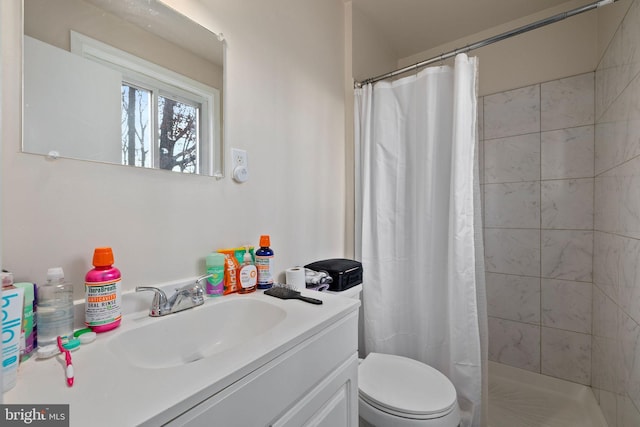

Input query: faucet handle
[136,286,168,317]
[181,281,205,301]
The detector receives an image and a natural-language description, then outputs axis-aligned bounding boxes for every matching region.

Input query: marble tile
[484,85,540,139]
[484,133,540,184]
[595,21,624,120]
[478,140,484,185]
[480,184,485,225]
[619,236,640,325]
[541,279,592,333]
[541,125,594,180]
[488,317,540,372]
[595,72,640,175]
[593,335,624,394]
[594,119,628,176]
[484,182,539,228]
[541,327,591,385]
[595,0,640,119]
[486,273,540,324]
[595,0,640,113]
[618,393,640,427]
[541,179,593,230]
[541,73,595,132]
[478,95,484,141]
[619,311,640,411]
[598,390,618,427]
[484,228,540,276]
[541,230,593,282]
[593,231,620,303]
[593,285,619,339]
[596,156,640,239]
[620,0,640,93]
[594,174,613,233]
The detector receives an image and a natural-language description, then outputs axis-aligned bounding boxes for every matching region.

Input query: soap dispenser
[237,246,257,294]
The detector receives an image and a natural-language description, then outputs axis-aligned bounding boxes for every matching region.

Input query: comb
[264,284,323,305]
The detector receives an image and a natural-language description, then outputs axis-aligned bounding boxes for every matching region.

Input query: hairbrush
[264,283,323,305]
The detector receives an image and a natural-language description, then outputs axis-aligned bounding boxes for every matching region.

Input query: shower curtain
[354,54,488,427]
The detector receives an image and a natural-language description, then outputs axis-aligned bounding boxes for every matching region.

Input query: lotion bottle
[237,247,257,294]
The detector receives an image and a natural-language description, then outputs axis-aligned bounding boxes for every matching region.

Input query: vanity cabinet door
[271,355,358,427]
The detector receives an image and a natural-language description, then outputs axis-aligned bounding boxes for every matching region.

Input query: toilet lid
[358,353,457,417]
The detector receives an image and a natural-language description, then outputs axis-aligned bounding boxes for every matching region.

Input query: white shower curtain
[354,54,487,427]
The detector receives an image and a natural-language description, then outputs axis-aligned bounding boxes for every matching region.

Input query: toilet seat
[358,353,458,420]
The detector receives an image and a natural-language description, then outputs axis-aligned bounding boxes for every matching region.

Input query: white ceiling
[352,0,590,59]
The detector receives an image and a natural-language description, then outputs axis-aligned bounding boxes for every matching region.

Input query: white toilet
[327,285,461,427]
[358,353,460,427]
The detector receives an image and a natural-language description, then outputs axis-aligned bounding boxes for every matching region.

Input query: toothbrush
[56,336,74,387]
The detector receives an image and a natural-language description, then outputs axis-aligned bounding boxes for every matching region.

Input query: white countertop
[4,286,359,426]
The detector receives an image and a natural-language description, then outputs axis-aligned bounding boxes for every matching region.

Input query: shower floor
[488,361,607,427]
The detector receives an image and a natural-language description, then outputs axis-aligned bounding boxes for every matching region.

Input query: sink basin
[109,297,287,369]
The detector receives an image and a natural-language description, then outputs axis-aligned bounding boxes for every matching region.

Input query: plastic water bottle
[37,267,74,347]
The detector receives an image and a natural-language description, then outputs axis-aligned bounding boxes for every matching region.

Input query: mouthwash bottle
[255,235,274,289]
[85,247,121,332]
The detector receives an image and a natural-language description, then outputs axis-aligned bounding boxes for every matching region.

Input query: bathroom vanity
[4,286,359,426]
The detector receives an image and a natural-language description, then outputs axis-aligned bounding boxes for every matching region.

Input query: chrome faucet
[136,275,209,317]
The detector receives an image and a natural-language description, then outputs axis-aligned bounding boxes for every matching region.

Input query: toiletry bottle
[205,252,225,297]
[14,282,37,361]
[2,284,24,392]
[85,247,122,332]
[238,246,257,294]
[38,267,74,347]
[255,235,274,289]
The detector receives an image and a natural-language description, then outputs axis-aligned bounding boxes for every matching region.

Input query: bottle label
[255,255,274,286]
[206,266,225,296]
[85,278,122,326]
[239,265,258,289]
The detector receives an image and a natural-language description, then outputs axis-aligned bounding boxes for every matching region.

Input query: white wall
[399,0,600,96]
[351,1,398,83]
[0,0,347,298]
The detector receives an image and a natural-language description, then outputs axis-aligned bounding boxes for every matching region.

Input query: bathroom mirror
[23,0,225,177]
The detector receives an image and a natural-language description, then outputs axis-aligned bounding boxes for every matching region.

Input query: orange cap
[259,235,270,247]
[93,247,114,267]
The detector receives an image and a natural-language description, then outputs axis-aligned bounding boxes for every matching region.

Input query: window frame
[70,31,221,176]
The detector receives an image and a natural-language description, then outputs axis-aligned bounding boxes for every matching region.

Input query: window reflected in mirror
[23,0,224,177]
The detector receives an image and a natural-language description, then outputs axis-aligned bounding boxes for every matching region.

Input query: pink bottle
[85,247,122,332]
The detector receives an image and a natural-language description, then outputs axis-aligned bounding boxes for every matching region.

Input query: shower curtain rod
[355,0,617,87]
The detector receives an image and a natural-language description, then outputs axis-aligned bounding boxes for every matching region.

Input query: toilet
[326,285,461,427]
[358,353,460,427]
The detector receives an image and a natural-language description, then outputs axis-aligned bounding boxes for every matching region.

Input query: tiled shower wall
[592,0,640,425]
[481,72,596,385]
[482,0,640,422]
